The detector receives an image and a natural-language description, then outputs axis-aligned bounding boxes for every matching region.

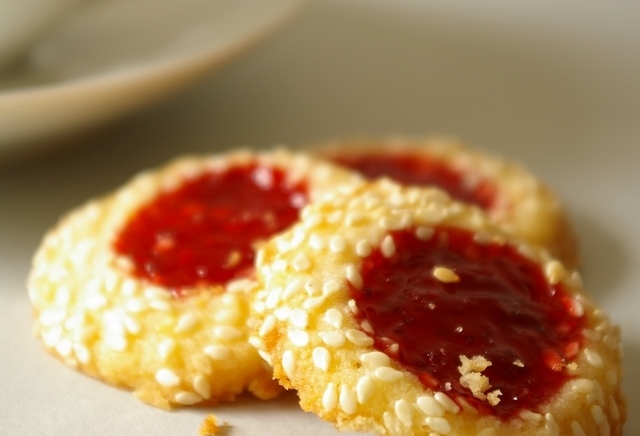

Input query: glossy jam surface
[350,227,584,418]
[334,153,496,210]
[114,164,308,294]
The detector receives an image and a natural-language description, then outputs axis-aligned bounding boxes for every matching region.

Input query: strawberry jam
[114,164,307,295]
[349,227,584,418]
[333,153,496,210]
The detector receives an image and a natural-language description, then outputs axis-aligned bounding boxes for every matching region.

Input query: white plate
[0,0,301,159]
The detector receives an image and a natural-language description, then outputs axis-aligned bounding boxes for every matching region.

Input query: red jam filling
[114,163,308,295]
[333,153,496,210]
[350,227,584,418]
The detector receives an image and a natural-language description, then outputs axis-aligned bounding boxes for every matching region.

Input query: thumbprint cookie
[27,148,363,409]
[314,137,579,269]
[250,180,625,435]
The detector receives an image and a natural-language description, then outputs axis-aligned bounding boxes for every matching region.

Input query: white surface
[0,0,301,158]
[1,1,639,434]
[0,0,81,69]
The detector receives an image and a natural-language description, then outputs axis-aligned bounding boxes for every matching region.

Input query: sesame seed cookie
[250,180,625,435]
[314,137,579,269]
[27,148,363,409]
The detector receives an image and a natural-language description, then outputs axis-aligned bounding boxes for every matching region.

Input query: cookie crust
[314,137,579,269]
[27,148,363,409]
[250,180,625,435]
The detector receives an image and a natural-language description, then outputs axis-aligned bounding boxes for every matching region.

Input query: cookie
[250,180,625,435]
[27,148,363,409]
[314,137,579,269]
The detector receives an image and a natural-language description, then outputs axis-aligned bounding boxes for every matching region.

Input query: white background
[1,1,639,434]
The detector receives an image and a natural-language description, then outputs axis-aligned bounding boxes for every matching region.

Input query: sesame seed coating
[27,148,363,409]
[249,180,625,435]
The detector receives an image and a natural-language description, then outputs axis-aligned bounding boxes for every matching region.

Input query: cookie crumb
[458,355,502,406]
[199,414,221,436]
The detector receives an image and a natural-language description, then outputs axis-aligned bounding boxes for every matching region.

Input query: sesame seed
[519,410,542,422]
[259,315,276,337]
[39,308,66,327]
[348,299,359,315]
[123,316,141,335]
[55,338,73,358]
[425,417,451,435]
[258,350,272,365]
[329,235,347,253]
[248,336,265,350]
[213,326,243,341]
[283,279,304,299]
[545,413,559,436]
[265,287,282,309]
[339,384,357,415]
[356,375,375,404]
[416,226,434,240]
[282,350,296,380]
[360,351,390,368]
[156,369,180,387]
[346,265,363,289]
[609,396,620,421]
[290,309,309,329]
[55,286,71,306]
[271,259,288,272]
[304,279,321,296]
[319,330,346,347]
[204,344,230,360]
[395,399,412,426]
[73,344,91,364]
[322,383,338,411]
[288,330,310,347]
[573,378,595,394]
[345,212,363,226]
[274,306,291,321]
[303,296,326,310]
[545,260,566,285]
[360,319,374,334]
[416,396,444,417]
[193,375,211,399]
[584,348,604,368]
[144,287,170,301]
[106,336,127,351]
[381,235,396,258]
[583,329,602,342]
[571,421,586,436]
[309,234,326,250]
[606,370,618,386]
[356,240,372,257]
[380,216,402,231]
[312,347,331,372]
[346,329,374,347]
[433,266,460,283]
[120,279,140,297]
[174,391,202,406]
[150,300,172,312]
[85,294,107,310]
[434,392,460,414]
[591,405,605,425]
[322,279,341,296]
[324,308,344,328]
[293,253,311,272]
[125,298,147,313]
[156,339,175,361]
[226,278,254,293]
[374,367,404,382]
[42,326,62,347]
